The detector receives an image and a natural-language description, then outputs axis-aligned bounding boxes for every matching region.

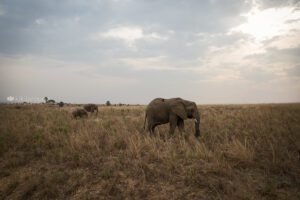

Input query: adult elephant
[144,98,200,137]
[83,104,98,115]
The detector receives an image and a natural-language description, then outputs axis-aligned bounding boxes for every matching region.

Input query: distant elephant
[83,104,98,115]
[72,108,88,118]
[144,98,200,137]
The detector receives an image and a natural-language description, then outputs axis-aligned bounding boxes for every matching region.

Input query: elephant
[83,104,98,115]
[72,108,88,118]
[144,98,200,137]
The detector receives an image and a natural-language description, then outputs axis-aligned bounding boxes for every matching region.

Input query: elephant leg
[151,124,157,135]
[178,119,189,139]
[147,122,152,133]
[169,124,176,136]
[169,115,177,135]
[177,118,185,133]
[147,121,156,135]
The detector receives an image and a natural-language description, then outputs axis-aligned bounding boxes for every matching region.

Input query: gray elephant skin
[72,109,88,118]
[144,98,200,137]
[84,104,98,115]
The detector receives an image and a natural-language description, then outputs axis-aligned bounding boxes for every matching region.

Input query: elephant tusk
[194,119,198,123]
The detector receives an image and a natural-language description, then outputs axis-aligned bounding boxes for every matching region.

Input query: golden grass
[0,103,300,199]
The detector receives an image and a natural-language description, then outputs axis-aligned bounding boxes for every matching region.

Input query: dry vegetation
[0,103,299,199]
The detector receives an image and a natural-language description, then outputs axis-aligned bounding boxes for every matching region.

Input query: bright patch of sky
[231,6,300,41]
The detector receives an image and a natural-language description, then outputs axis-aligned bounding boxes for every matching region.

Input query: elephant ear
[171,102,188,120]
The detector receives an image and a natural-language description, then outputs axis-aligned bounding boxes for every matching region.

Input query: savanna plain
[0,103,299,199]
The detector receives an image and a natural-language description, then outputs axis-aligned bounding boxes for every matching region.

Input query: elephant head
[170,99,200,137]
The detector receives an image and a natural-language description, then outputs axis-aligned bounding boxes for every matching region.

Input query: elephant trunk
[194,109,200,137]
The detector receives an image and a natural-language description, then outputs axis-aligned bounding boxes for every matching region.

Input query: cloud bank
[0,0,299,103]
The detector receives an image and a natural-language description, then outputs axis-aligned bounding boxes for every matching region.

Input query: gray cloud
[258,0,300,9]
[245,47,300,66]
[0,0,251,55]
[0,0,299,103]
[288,64,300,77]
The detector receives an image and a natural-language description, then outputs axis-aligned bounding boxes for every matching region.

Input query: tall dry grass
[0,103,299,199]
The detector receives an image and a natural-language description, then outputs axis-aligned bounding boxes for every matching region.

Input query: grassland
[0,103,299,199]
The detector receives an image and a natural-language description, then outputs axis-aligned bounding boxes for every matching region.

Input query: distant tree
[106,101,111,106]
[44,97,48,103]
[47,99,55,104]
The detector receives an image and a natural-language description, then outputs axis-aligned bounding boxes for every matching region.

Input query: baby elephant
[144,97,200,137]
[83,104,98,115]
[72,108,88,118]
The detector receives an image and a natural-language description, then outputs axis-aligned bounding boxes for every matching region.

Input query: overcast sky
[0,0,299,104]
